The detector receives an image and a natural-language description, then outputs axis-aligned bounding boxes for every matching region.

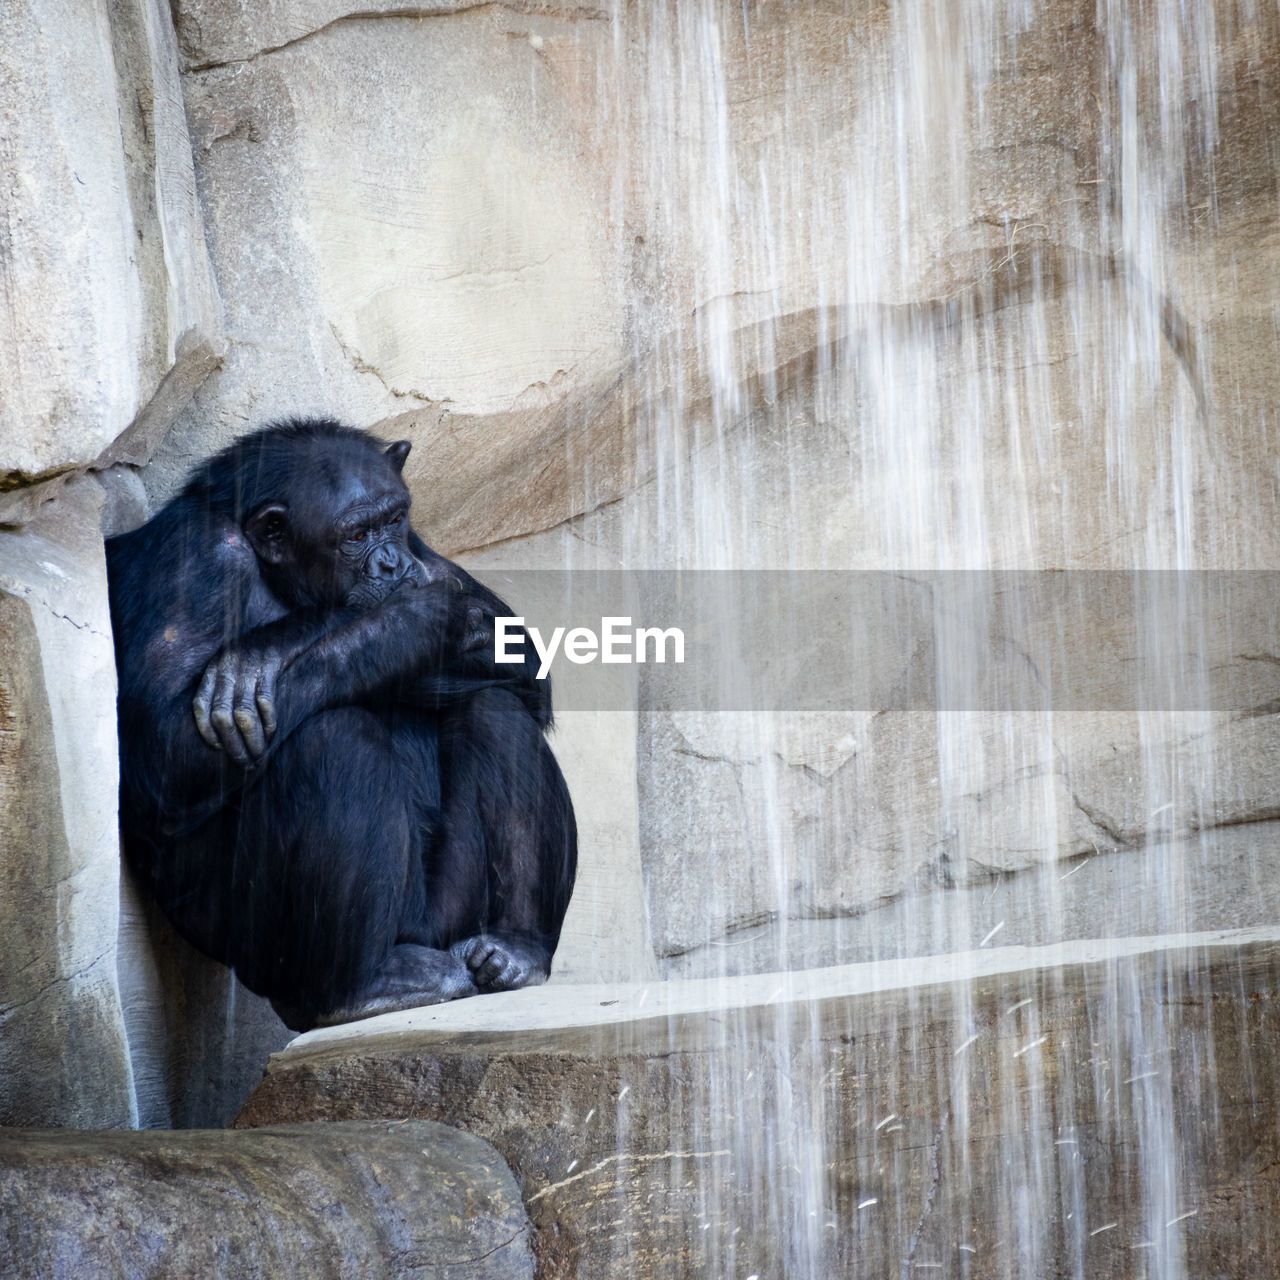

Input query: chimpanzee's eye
[392,513,404,525]
[347,531,366,544]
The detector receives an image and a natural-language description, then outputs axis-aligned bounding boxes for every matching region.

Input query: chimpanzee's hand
[459,598,497,655]
[381,575,489,659]
[192,645,283,766]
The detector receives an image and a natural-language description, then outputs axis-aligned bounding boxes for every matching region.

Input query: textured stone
[0,0,221,517]
[237,933,1280,1279]
[0,481,133,1128]
[146,2,624,516]
[154,0,1280,555]
[170,0,598,70]
[534,710,656,985]
[0,1120,533,1280]
[0,471,283,1134]
[116,882,293,1130]
[510,251,1280,965]
[656,819,1280,979]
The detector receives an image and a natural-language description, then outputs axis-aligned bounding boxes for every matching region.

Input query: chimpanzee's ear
[385,440,412,473]
[243,502,289,565]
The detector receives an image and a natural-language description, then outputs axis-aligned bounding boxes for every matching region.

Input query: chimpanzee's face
[243,439,429,609]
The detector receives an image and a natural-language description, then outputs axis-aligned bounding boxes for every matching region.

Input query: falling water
[535,0,1280,1274]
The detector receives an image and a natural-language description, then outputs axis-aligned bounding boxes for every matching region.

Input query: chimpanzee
[107,418,576,1031]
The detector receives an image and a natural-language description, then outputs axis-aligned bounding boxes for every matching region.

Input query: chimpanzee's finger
[257,666,278,741]
[462,600,500,655]
[229,658,267,759]
[234,701,266,759]
[475,948,507,988]
[210,656,251,766]
[192,663,222,750]
[209,707,249,765]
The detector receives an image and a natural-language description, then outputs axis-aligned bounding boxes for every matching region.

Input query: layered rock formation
[0,483,134,1128]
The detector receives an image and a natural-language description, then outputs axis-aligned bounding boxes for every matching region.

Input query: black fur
[107,418,576,1029]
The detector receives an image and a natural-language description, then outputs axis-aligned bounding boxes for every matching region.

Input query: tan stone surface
[0,0,220,511]
[146,2,626,511]
[157,0,1280,559]
[539,710,656,985]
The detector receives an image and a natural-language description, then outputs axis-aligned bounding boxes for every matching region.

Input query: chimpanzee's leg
[219,707,474,1028]
[426,687,578,990]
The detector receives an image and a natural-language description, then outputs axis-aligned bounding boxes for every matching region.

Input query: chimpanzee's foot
[271,944,479,1031]
[450,932,550,992]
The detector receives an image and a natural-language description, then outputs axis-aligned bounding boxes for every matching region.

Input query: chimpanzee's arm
[113,504,550,826]
[407,532,552,726]
[190,562,551,761]
[191,581,464,764]
[109,506,286,827]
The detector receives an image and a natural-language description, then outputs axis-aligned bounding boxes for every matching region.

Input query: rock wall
[0,0,221,519]
[0,0,242,1129]
[420,1,1280,975]
[148,0,1280,555]
[2,0,1279,1134]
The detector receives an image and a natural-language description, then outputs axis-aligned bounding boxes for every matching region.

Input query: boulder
[0,1120,533,1279]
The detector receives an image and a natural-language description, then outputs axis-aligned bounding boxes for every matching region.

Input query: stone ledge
[267,924,1280,1047]
[240,930,1280,1277]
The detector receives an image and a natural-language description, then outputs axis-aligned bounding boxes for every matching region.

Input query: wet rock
[153,1,1280,555]
[0,1120,533,1279]
[237,935,1280,1279]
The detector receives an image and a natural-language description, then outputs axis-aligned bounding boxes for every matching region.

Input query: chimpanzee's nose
[372,543,403,579]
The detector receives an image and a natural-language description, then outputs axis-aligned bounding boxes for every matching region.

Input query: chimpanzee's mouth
[343,558,430,609]
[343,580,396,609]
